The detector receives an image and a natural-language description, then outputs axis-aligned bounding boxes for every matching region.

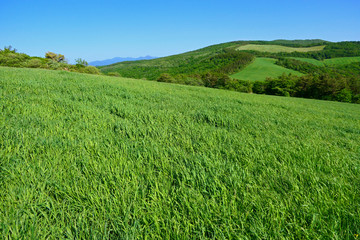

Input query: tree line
[0,46,100,74]
[157,56,360,104]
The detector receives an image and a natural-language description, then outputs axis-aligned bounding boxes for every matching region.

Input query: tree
[1,45,17,53]
[75,58,88,66]
[45,52,65,62]
[157,73,175,83]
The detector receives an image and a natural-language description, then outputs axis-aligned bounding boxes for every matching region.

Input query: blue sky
[1,0,359,62]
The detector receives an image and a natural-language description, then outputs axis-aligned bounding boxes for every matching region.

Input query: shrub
[47,60,62,70]
[45,52,65,63]
[1,45,17,53]
[202,73,232,88]
[224,79,253,93]
[75,58,88,66]
[107,72,121,77]
[253,81,266,94]
[26,59,43,68]
[83,66,100,75]
[0,53,30,67]
[353,94,360,104]
[182,77,204,86]
[157,73,175,83]
[336,89,352,103]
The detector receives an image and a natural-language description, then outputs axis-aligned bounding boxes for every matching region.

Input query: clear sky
[1,0,359,62]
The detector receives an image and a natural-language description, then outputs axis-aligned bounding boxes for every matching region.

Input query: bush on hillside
[45,52,65,63]
[225,79,253,93]
[0,45,17,53]
[182,76,204,86]
[75,58,88,66]
[47,60,67,70]
[82,66,101,75]
[336,89,353,102]
[264,74,298,97]
[202,73,232,88]
[26,58,43,68]
[107,72,121,77]
[253,81,266,94]
[0,52,30,67]
[157,73,175,83]
[353,94,360,104]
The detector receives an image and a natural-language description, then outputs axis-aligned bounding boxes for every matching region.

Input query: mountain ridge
[89,56,157,66]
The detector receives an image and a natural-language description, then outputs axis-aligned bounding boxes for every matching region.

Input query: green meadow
[231,57,303,81]
[324,56,360,65]
[236,44,325,53]
[290,56,360,66]
[1,66,359,239]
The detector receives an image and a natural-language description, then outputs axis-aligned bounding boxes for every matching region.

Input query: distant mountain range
[89,56,157,66]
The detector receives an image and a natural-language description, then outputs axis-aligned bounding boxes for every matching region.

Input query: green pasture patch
[289,56,360,66]
[324,56,360,65]
[289,57,325,66]
[231,57,303,81]
[237,44,325,53]
[0,67,359,239]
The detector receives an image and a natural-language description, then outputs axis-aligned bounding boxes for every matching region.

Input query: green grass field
[290,56,360,66]
[289,57,326,66]
[236,44,325,53]
[231,57,303,81]
[1,67,360,239]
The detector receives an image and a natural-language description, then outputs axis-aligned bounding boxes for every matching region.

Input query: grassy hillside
[98,40,329,80]
[325,56,360,65]
[231,57,303,81]
[1,67,360,239]
[99,41,243,80]
[290,56,360,66]
[236,44,325,53]
[98,40,360,97]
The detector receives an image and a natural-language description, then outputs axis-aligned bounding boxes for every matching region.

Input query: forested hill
[98,40,360,103]
[98,40,360,81]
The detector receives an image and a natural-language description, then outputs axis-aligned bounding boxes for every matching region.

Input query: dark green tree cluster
[153,50,254,85]
[251,73,360,103]
[103,49,254,81]
[275,58,322,74]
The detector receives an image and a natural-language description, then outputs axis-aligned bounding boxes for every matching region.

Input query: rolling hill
[98,40,328,80]
[1,66,360,238]
[98,40,360,84]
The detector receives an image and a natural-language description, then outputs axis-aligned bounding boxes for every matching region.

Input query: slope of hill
[89,56,157,66]
[98,40,360,83]
[1,66,360,239]
[98,40,328,80]
[231,57,303,81]
[98,41,250,80]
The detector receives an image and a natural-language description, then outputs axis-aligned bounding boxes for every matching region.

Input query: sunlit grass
[290,56,360,66]
[1,67,359,239]
[236,44,325,53]
[231,57,303,81]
